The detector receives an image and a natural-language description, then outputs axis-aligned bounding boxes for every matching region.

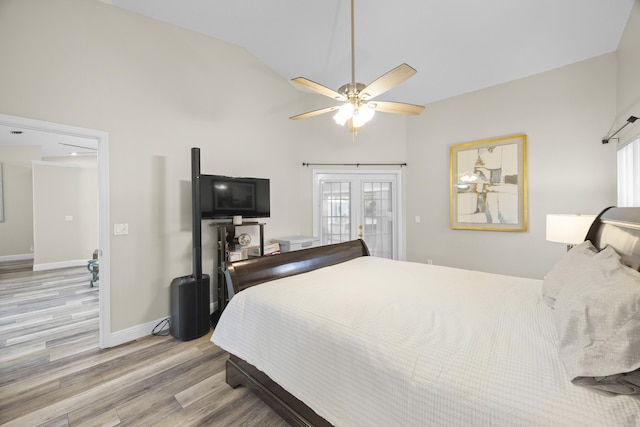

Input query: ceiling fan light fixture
[351,104,375,128]
[334,103,355,125]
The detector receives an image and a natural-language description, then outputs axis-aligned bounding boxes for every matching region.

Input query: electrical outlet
[427,259,433,265]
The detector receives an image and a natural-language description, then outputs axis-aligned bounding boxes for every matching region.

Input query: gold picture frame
[450,134,527,231]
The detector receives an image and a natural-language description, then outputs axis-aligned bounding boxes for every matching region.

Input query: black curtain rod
[302,162,407,167]
[602,116,638,144]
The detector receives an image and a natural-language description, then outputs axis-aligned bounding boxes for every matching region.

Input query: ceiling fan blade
[369,101,425,115]
[359,63,417,100]
[289,105,340,121]
[291,77,347,101]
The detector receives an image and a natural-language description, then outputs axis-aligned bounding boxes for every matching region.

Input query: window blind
[617,136,640,207]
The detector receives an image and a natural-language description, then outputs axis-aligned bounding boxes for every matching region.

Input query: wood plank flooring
[0,264,288,426]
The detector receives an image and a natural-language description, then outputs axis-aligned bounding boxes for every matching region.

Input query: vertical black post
[170,148,210,340]
[191,147,202,279]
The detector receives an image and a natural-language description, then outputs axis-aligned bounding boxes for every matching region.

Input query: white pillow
[553,245,640,388]
[542,241,597,308]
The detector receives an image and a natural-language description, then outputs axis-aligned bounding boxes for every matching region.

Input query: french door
[313,171,402,260]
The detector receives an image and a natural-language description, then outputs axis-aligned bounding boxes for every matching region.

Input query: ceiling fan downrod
[350,0,356,94]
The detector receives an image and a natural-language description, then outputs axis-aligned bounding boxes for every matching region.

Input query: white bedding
[211,256,640,426]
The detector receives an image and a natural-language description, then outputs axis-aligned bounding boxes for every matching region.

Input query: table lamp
[546,214,596,251]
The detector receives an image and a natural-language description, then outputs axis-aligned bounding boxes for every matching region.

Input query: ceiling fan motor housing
[338,82,366,98]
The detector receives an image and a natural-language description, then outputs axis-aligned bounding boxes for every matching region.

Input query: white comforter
[212,257,640,426]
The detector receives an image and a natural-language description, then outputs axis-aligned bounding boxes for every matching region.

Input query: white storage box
[272,236,320,252]
[228,250,245,262]
[246,242,280,257]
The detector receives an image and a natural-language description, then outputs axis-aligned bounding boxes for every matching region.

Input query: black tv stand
[210,222,265,328]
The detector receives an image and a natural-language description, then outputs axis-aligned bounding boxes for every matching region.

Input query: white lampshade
[333,103,354,126]
[333,102,375,128]
[351,104,375,128]
[546,214,596,245]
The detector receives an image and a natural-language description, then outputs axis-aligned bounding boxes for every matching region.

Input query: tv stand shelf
[210,222,264,327]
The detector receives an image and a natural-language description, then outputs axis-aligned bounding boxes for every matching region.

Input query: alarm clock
[234,233,252,246]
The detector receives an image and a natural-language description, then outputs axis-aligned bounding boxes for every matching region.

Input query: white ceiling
[0,124,97,158]
[1,0,634,155]
[110,0,634,106]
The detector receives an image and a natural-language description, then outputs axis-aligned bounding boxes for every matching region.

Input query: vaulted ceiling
[1,1,635,155]
[110,0,634,106]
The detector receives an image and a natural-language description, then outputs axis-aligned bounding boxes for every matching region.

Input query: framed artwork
[450,134,527,231]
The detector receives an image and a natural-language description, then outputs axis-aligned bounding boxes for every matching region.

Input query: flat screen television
[200,175,270,219]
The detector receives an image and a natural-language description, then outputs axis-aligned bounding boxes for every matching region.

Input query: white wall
[32,162,98,269]
[0,146,39,259]
[0,0,300,331]
[0,0,636,341]
[0,144,99,264]
[0,0,404,336]
[405,53,618,279]
[616,0,640,145]
[294,106,410,239]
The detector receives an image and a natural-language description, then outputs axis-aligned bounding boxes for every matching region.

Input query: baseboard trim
[0,253,34,262]
[33,259,87,271]
[105,301,218,348]
[108,317,171,348]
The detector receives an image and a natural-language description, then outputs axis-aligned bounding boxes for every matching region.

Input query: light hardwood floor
[0,264,287,426]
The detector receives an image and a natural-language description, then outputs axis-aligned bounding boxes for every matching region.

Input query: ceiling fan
[289,0,425,135]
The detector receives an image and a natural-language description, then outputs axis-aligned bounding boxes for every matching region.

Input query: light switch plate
[114,223,129,235]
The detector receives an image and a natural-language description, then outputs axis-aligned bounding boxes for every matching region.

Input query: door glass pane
[362,181,393,258]
[320,181,351,244]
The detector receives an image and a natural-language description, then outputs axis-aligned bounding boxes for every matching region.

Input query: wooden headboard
[585,206,640,270]
[224,239,370,297]
[223,207,639,298]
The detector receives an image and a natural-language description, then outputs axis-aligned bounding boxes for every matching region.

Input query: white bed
[211,207,640,426]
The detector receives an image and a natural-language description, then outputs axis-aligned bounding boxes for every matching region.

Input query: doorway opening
[0,113,111,348]
[313,170,403,260]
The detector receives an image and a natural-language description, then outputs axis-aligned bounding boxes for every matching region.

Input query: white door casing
[0,113,111,348]
[313,170,403,260]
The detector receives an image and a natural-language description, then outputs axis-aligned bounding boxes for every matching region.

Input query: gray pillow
[553,245,640,393]
[542,241,597,308]
[572,371,640,395]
